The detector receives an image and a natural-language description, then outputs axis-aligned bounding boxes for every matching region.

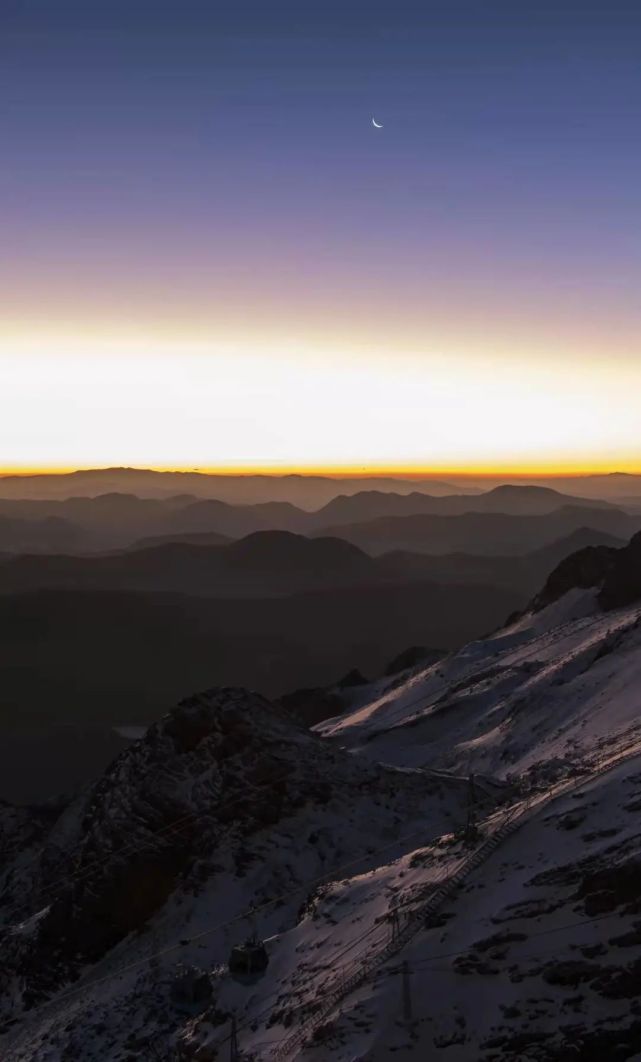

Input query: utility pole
[401,960,413,1023]
[230,1013,240,1062]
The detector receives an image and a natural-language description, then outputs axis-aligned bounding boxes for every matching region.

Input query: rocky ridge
[0,687,471,1048]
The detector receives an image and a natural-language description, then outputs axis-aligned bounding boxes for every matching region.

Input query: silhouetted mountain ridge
[316,505,639,556]
[0,467,465,506]
[0,526,624,600]
[315,484,618,526]
[0,532,375,598]
[0,514,84,553]
[0,485,632,554]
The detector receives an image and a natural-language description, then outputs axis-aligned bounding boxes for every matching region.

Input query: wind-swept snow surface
[319,590,641,780]
[279,756,641,1061]
[2,584,641,1060]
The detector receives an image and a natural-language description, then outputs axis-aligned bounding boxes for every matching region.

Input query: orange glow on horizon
[2,461,641,479]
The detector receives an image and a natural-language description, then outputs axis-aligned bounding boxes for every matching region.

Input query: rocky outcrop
[278,685,346,727]
[599,531,641,610]
[383,645,446,676]
[532,529,641,613]
[0,685,449,1022]
[532,544,617,610]
[278,669,368,728]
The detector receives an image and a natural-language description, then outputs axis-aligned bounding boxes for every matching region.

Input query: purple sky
[1,1,640,470]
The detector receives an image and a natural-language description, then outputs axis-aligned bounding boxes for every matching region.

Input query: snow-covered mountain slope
[2,538,641,1062]
[275,756,641,1061]
[0,689,476,1059]
[318,589,641,783]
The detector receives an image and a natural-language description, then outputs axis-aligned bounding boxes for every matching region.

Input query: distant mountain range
[3,466,641,506]
[0,514,85,553]
[379,526,626,592]
[0,467,466,506]
[443,471,641,500]
[131,529,232,549]
[619,495,641,513]
[317,504,639,556]
[315,483,618,525]
[0,526,625,599]
[0,532,373,598]
[0,483,635,553]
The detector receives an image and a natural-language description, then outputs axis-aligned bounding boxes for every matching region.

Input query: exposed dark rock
[383,645,446,677]
[575,860,641,916]
[278,686,345,728]
[533,544,616,611]
[278,667,373,728]
[472,930,527,953]
[558,812,586,831]
[609,922,641,948]
[541,960,603,986]
[170,964,213,1009]
[454,951,501,975]
[336,668,368,688]
[593,957,641,999]
[532,529,641,613]
[599,531,641,610]
[482,1019,641,1061]
[0,800,51,872]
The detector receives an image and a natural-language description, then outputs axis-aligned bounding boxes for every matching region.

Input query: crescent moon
[372,117,383,129]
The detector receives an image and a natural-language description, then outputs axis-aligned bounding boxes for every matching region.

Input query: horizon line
[1,463,641,480]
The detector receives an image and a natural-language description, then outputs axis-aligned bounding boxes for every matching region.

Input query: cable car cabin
[228,935,269,977]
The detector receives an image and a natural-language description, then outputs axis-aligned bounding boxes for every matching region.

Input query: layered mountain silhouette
[447,470,641,500]
[0,494,307,551]
[0,467,464,506]
[0,527,625,599]
[0,514,84,553]
[314,484,618,526]
[316,505,639,555]
[0,533,372,597]
[0,484,635,553]
[131,529,232,549]
[3,466,641,505]
[379,527,626,592]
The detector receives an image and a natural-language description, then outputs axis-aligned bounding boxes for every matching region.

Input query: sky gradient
[2,0,640,472]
